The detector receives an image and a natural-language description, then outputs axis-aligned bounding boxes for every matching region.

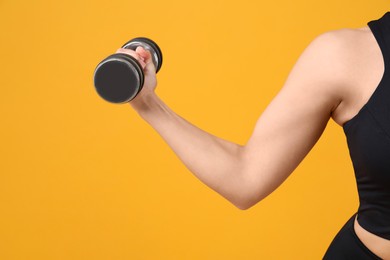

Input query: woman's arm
[120,31,346,210]
[132,93,247,208]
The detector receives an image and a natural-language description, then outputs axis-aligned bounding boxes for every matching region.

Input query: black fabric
[323,213,382,259]
[343,12,390,240]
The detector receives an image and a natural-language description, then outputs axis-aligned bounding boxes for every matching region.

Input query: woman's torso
[331,19,390,259]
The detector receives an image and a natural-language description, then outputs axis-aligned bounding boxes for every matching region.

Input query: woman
[116,12,390,259]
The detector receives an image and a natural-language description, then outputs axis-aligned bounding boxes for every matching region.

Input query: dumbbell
[93,37,163,103]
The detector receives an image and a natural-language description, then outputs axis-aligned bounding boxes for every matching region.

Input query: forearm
[131,93,248,209]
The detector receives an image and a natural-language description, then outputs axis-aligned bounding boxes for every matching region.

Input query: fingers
[135,47,155,71]
[115,46,156,73]
[116,48,147,69]
[135,46,152,62]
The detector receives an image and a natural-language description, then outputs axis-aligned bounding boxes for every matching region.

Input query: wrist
[129,90,159,114]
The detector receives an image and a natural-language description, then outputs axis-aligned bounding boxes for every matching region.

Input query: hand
[115,46,157,108]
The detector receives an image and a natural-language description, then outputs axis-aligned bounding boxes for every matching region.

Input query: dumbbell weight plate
[94,53,144,104]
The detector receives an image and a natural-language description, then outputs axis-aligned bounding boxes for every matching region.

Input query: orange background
[0,1,388,259]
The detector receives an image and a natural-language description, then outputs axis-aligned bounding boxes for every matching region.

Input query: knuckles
[115,48,147,69]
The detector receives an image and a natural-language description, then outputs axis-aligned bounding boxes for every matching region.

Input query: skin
[116,25,390,258]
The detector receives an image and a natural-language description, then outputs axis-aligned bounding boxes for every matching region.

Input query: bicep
[241,32,344,207]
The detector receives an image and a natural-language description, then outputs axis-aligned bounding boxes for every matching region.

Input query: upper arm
[240,31,346,208]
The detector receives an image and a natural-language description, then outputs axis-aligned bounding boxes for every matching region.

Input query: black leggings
[323,213,382,259]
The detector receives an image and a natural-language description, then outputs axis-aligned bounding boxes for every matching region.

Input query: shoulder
[318,26,383,124]
[305,27,369,65]
[304,28,366,69]
[311,27,368,50]
[309,27,372,72]
[295,27,369,112]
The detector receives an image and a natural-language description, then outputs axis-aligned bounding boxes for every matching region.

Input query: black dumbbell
[93,37,163,103]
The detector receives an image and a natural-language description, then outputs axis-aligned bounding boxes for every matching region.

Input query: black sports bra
[343,11,390,240]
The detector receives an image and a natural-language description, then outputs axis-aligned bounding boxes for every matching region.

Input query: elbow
[233,196,262,211]
[229,159,267,210]
[233,178,265,210]
[235,202,253,210]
